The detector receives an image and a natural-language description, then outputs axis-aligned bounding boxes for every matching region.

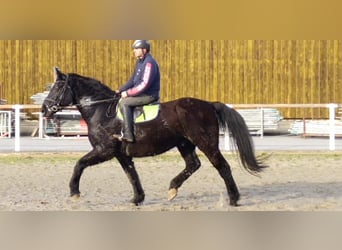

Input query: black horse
[42,67,267,206]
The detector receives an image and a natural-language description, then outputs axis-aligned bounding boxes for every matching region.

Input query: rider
[113,40,161,142]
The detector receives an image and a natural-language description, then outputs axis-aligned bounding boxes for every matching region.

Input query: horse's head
[42,67,121,118]
[41,67,74,118]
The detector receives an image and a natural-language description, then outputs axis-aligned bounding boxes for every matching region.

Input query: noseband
[44,75,71,112]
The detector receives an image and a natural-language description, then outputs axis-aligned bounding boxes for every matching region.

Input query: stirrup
[113,131,134,143]
[123,136,134,143]
[113,131,124,140]
[122,131,134,142]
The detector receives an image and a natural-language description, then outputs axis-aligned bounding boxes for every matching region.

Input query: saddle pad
[117,104,160,123]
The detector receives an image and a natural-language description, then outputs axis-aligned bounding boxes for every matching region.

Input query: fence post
[260,108,264,138]
[13,105,23,152]
[328,103,338,151]
[224,130,231,151]
[38,112,44,138]
[224,104,234,151]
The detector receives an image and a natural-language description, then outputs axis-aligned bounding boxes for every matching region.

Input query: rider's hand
[121,91,128,98]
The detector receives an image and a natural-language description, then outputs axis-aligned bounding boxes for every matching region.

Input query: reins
[77,98,117,107]
[76,97,119,118]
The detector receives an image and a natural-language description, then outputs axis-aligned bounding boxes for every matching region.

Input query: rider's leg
[113,95,156,142]
[120,103,134,142]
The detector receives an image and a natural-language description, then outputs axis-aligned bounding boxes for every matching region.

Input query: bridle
[44,74,72,112]
[44,74,120,116]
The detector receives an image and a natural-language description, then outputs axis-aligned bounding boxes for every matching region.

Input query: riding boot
[113,105,135,142]
[122,106,134,142]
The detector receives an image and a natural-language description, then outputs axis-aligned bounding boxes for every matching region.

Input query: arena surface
[0,135,342,211]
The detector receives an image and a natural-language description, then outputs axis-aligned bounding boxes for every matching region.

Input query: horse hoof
[130,200,143,206]
[130,201,143,207]
[70,194,80,202]
[168,188,178,201]
[130,196,145,206]
[229,201,240,207]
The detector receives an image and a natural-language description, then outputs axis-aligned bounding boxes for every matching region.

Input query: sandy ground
[0,152,342,211]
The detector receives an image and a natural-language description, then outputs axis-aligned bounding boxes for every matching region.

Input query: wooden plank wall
[0,40,341,118]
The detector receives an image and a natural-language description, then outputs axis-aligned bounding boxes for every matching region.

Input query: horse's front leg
[69,149,115,199]
[116,155,145,205]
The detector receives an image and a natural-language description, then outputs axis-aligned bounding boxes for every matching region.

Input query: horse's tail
[212,102,268,175]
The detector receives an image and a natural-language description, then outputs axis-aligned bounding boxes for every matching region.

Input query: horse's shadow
[139,181,342,210]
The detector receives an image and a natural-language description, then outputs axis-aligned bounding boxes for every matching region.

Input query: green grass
[0,153,83,165]
[0,151,341,166]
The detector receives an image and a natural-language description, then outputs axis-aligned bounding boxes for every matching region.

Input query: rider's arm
[126,62,154,97]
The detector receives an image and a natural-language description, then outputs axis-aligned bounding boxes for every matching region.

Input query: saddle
[117,102,160,123]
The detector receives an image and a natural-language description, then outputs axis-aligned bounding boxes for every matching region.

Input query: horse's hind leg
[116,155,145,205]
[168,141,201,201]
[182,131,240,205]
[175,100,240,206]
[205,150,240,206]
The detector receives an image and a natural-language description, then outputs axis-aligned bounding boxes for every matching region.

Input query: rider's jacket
[119,53,160,100]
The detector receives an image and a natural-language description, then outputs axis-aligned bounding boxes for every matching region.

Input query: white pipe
[13,105,23,152]
[328,103,338,151]
[260,108,264,138]
[224,104,234,151]
[39,112,44,139]
[8,111,11,138]
[224,130,231,151]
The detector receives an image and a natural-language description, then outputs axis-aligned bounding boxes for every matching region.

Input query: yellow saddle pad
[117,104,160,123]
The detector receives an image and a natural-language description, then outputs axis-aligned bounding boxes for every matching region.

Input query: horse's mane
[68,73,115,98]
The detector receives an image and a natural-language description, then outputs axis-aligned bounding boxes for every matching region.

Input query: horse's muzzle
[41,104,59,118]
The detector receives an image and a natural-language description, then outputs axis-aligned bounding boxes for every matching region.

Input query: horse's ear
[53,66,65,81]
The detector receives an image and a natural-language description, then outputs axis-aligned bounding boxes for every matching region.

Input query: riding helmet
[132,40,150,52]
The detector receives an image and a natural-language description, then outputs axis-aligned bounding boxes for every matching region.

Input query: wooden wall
[0,40,341,118]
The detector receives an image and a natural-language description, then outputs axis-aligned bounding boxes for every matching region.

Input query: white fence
[0,103,340,152]
[0,105,39,151]
[225,103,339,151]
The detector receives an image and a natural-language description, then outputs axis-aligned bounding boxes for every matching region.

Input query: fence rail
[225,104,340,151]
[0,103,340,151]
